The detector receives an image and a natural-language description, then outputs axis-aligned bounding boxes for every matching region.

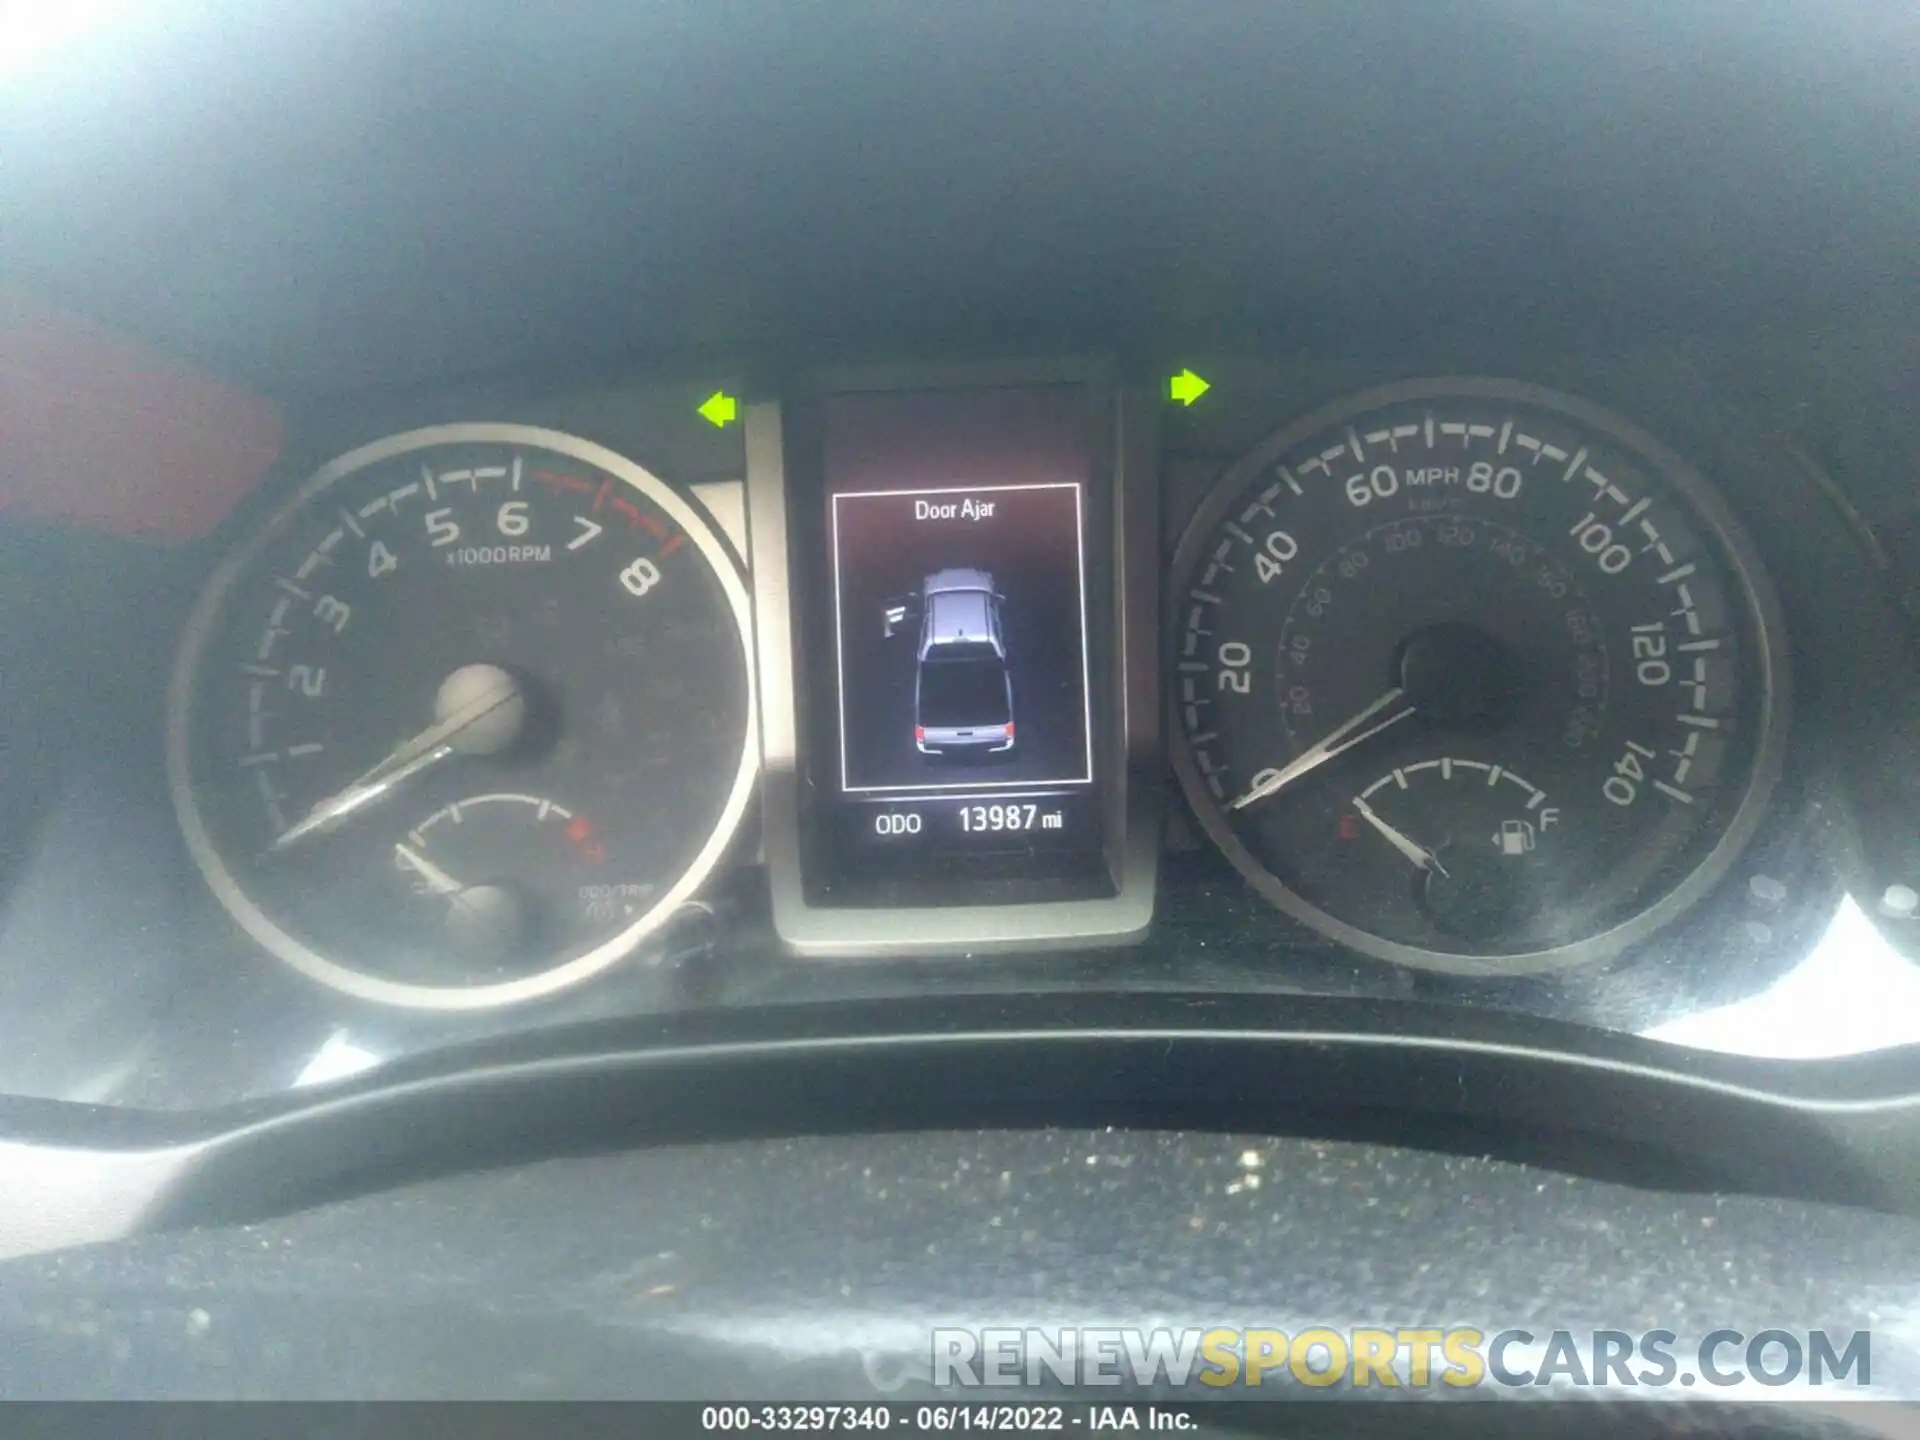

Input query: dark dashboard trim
[7,992,1920,1260]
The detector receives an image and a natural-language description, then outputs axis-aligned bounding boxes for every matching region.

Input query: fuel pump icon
[1492,807,1559,856]
[1493,819,1536,856]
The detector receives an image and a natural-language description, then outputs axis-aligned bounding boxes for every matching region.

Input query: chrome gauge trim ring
[1166,378,1791,977]
[166,423,759,1011]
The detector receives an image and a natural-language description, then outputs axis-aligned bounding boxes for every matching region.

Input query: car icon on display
[883,568,1015,757]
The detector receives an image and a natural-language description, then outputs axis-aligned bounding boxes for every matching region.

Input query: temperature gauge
[391,794,644,981]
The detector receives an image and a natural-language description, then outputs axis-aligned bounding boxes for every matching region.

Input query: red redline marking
[531,469,594,495]
[514,468,679,546]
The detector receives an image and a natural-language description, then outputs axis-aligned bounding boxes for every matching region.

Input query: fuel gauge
[1346,760,1563,943]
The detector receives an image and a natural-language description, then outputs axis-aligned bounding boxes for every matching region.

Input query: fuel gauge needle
[394,843,463,896]
[395,837,506,918]
[1350,795,1449,877]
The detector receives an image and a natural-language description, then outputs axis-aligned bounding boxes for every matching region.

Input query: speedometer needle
[269,664,526,853]
[1227,688,1414,811]
[1350,795,1449,876]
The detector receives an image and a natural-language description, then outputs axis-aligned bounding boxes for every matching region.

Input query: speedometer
[1168,379,1788,975]
[168,424,756,1010]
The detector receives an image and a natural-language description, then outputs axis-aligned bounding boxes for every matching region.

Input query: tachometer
[168,424,757,1009]
[1168,379,1787,974]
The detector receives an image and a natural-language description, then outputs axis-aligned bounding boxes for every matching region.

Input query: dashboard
[1,1,1919,1316]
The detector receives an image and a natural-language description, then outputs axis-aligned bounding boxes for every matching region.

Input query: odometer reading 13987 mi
[1169,379,1788,974]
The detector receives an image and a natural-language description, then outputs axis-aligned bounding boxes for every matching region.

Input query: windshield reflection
[1646,893,1920,1059]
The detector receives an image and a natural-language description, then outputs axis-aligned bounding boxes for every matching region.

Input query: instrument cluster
[4,349,1918,1107]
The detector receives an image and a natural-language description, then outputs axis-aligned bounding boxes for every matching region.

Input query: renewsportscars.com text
[926,1326,1871,1391]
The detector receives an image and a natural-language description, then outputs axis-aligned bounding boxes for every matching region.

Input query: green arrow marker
[698,391,739,428]
[1168,369,1211,407]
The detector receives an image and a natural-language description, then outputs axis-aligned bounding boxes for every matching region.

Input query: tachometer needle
[1350,794,1449,876]
[269,665,525,853]
[1227,687,1414,811]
